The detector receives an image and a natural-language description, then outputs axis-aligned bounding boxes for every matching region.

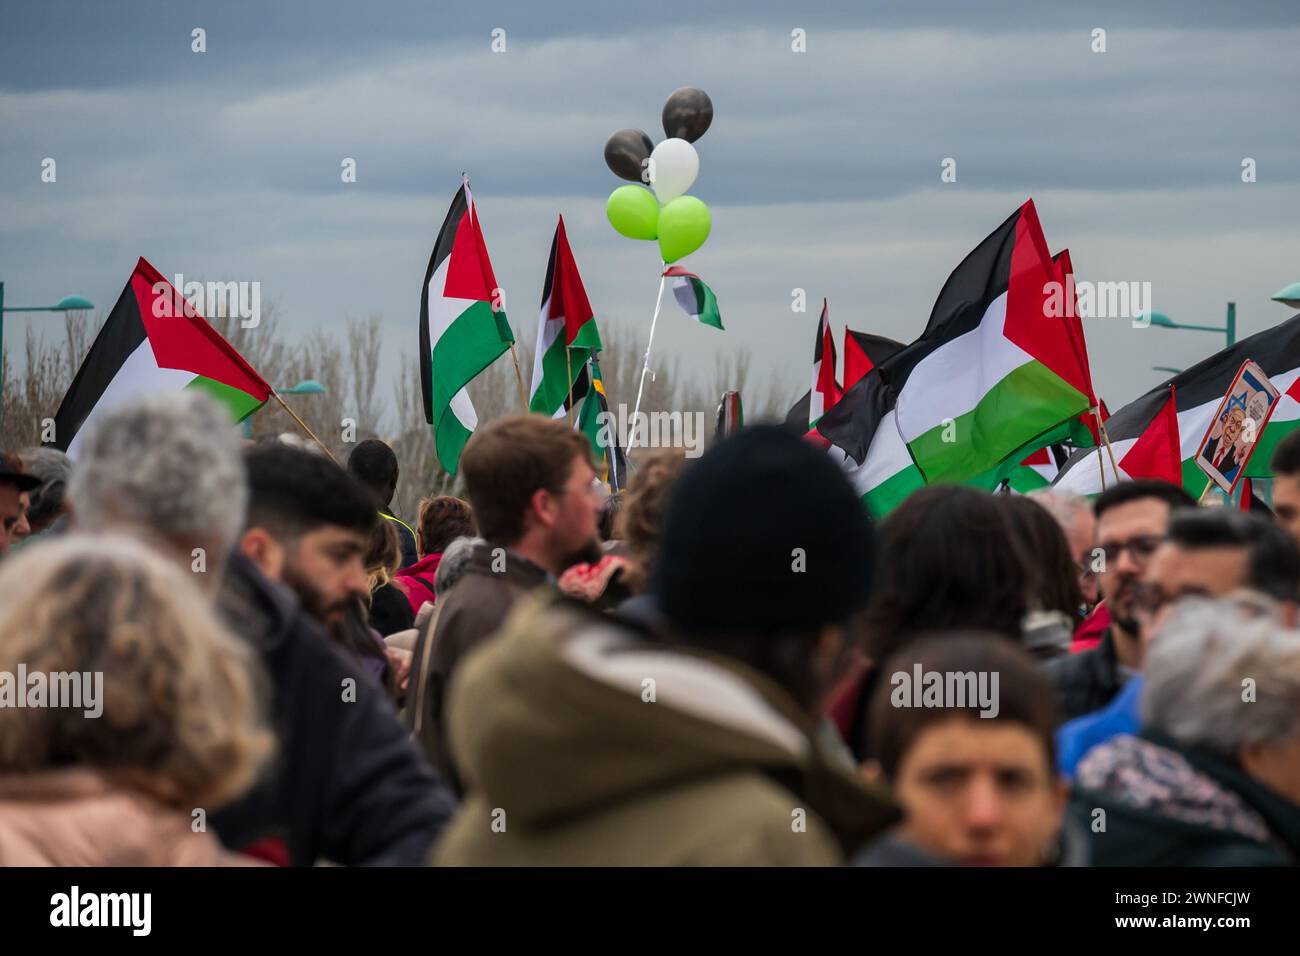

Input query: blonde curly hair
[0,533,272,810]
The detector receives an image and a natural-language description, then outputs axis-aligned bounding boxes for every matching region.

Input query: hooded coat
[433,596,899,866]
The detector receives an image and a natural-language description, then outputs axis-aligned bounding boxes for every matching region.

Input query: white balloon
[648,138,699,205]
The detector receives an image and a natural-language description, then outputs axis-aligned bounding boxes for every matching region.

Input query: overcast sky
[3,0,1299,427]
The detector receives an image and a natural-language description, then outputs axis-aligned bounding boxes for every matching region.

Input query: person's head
[365,518,401,594]
[0,453,39,558]
[18,447,71,536]
[415,495,475,558]
[869,634,1067,866]
[1135,510,1300,646]
[1028,489,1099,608]
[1221,407,1246,446]
[1001,495,1085,620]
[241,441,376,627]
[654,426,876,713]
[346,438,400,508]
[68,392,247,586]
[459,414,601,575]
[0,533,271,809]
[1091,479,1195,638]
[866,486,1032,662]
[1269,430,1300,547]
[434,535,484,597]
[1144,599,1300,805]
[616,449,689,592]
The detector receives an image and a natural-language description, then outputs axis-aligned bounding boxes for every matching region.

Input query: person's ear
[240,526,285,580]
[528,487,557,531]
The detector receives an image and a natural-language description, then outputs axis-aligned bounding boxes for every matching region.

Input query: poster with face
[1194,359,1281,494]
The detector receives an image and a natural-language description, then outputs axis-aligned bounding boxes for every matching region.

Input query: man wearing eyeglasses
[1043,480,1194,721]
[1056,509,1299,776]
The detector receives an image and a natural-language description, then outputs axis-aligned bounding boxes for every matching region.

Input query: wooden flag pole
[1092,406,1108,491]
[508,342,529,411]
[1198,478,1216,504]
[271,390,340,466]
[1098,417,1122,484]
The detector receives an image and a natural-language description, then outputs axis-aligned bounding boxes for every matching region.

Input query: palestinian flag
[420,181,515,474]
[529,216,602,417]
[809,300,842,427]
[1005,444,1073,494]
[663,266,723,330]
[1053,313,1300,497]
[844,329,903,391]
[52,257,270,456]
[891,200,1092,483]
[788,330,902,436]
[572,355,626,491]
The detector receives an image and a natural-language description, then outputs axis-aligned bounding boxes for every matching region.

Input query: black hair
[1271,428,1300,477]
[1001,495,1085,619]
[1166,509,1300,602]
[1093,478,1195,520]
[865,485,1033,661]
[346,439,399,498]
[244,442,377,544]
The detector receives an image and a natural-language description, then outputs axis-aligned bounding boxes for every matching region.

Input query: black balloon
[661,87,713,143]
[604,128,655,182]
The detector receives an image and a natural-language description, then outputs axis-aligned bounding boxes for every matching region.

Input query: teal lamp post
[242,379,326,437]
[1140,303,1236,349]
[0,283,95,425]
[1271,282,1300,310]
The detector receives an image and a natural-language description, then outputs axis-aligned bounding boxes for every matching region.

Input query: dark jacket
[434,595,899,865]
[420,543,552,791]
[1043,629,1128,721]
[1069,731,1300,866]
[212,553,455,866]
[381,507,418,569]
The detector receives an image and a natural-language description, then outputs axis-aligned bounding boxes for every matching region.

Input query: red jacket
[1072,602,1110,653]
[393,553,441,615]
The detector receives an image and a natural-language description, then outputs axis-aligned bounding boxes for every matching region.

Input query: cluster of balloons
[604,88,714,263]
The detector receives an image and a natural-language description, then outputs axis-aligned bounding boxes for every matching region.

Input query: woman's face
[893,715,1067,866]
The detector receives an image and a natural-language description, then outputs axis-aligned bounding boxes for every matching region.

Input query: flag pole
[632,264,669,435]
[507,342,529,411]
[1098,417,1121,484]
[271,389,340,465]
[1198,478,1216,504]
[565,346,575,425]
[1091,406,1108,490]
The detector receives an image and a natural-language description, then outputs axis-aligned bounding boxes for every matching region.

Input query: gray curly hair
[69,391,247,560]
[1143,597,1300,757]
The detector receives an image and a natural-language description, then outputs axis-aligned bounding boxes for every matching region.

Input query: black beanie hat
[653,425,875,635]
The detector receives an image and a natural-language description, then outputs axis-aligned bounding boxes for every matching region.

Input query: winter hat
[653,425,875,635]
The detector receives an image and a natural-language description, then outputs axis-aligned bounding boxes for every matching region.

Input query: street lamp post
[0,282,95,426]
[1142,302,1236,350]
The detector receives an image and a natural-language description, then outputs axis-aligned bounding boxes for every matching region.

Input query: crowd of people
[1,390,1298,866]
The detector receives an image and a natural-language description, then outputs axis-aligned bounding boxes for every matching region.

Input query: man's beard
[281,560,349,627]
[1108,575,1140,634]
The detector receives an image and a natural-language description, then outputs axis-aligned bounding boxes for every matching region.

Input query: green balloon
[657,195,711,263]
[606,185,659,240]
